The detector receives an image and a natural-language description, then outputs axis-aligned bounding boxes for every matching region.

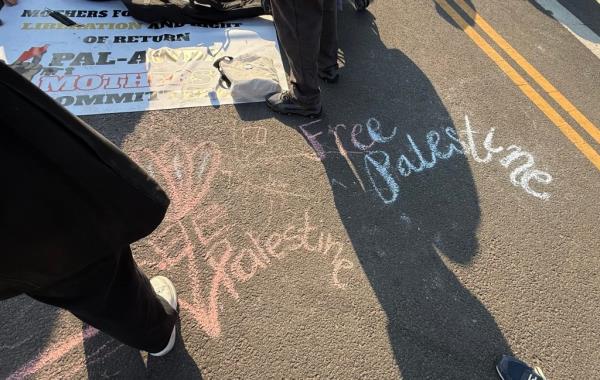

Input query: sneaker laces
[281,91,294,102]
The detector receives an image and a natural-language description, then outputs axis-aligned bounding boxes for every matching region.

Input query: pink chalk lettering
[245,231,271,264]
[265,232,285,259]
[131,139,221,222]
[190,204,232,247]
[298,119,326,160]
[230,248,267,282]
[8,326,99,380]
[242,126,267,145]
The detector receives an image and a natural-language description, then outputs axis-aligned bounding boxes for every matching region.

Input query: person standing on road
[266,0,339,117]
[0,60,179,357]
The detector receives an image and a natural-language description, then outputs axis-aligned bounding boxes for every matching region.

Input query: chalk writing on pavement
[7,137,355,380]
[300,115,553,203]
[132,139,354,337]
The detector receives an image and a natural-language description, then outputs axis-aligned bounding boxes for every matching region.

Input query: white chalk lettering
[461,116,553,200]
[358,116,553,203]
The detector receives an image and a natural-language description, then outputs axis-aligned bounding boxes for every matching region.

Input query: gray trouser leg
[319,0,339,73]
[271,0,325,105]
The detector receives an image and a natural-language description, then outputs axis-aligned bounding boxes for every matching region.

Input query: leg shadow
[0,296,60,379]
[434,0,476,29]
[83,324,147,379]
[146,322,203,379]
[83,320,203,379]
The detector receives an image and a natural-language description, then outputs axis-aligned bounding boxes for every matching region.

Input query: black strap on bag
[213,56,234,89]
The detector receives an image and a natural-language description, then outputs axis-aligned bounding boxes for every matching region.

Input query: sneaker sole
[266,102,322,118]
[149,326,176,357]
[495,365,506,380]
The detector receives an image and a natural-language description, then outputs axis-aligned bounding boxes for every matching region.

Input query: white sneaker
[149,276,177,357]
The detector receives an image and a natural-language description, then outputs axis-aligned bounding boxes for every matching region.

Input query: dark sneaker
[266,91,322,117]
[496,355,546,380]
[319,67,339,83]
[354,0,371,11]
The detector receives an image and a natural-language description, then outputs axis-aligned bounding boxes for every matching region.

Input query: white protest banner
[0,0,287,115]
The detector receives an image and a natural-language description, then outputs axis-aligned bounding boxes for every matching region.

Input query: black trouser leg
[27,248,177,353]
[271,0,324,105]
[319,0,339,74]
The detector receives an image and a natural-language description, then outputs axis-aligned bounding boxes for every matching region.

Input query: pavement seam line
[454,0,600,146]
[435,0,600,172]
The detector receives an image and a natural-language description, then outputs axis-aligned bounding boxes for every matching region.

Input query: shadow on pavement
[83,321,202,379]
[434,0,476,29]
[146,322,203,380]
[276,6,511,378]
[81,112,141,149]
[0,296,60,379]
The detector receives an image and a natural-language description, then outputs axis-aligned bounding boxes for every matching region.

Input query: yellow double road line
[435,0,600,171]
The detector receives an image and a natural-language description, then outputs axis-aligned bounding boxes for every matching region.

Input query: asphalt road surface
[1,0,599,379]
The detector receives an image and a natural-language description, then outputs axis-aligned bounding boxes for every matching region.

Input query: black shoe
[354,0,371,11]
[266,91,322,117]
[496,355,546,380]
[319,67,339,83]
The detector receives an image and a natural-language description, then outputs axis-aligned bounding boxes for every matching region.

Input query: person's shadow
[278,6,512,378]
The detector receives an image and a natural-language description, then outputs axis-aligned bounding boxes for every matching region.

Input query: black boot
[266,91,322,117]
